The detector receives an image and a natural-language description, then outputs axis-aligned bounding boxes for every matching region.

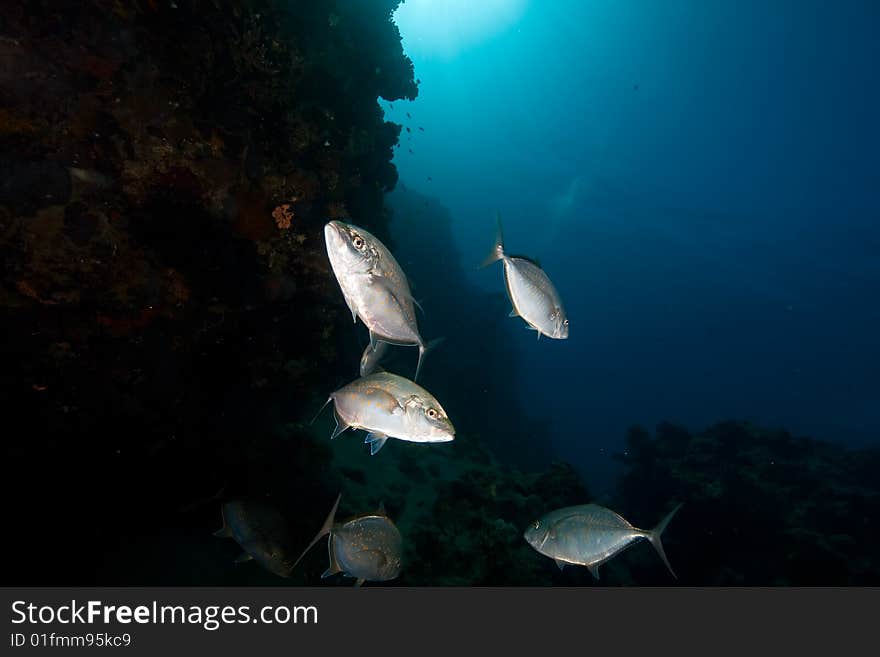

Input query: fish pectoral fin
[363,387,404,415]
[343,294,358,323]
[554,558,567,571]
[321,563,343,578]
[354,578,366,587]
[234,552,254,564]
[213,504,232,538]
[322,539,343,579]
[508,308,518,317]
[365,432,389,455]
[587,563,601,580]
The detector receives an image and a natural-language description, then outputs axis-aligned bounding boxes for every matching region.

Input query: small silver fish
[482,215,569,339]
[324,220,438,380]
[214,500,296,578]
[359,340,389,376]
[315,371,455,455]
[293,494,402,586]
[524,503,682,579]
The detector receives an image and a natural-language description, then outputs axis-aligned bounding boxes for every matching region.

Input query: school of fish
[212,215,681,585]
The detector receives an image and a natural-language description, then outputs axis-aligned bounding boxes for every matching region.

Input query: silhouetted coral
[614,421,880,585]
[0,0,416,584]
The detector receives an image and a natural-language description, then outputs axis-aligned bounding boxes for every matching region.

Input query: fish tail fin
[415,337,445,382]
[479,213,505,268]
[647,502,682,579]
[309,396,332,425]
[292,493,342,572]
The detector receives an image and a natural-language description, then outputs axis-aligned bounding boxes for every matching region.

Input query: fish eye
[426,408,438,419]
[352,235,365,250]
[563,319,569,325]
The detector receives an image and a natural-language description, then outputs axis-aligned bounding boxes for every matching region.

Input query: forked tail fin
[479,213,505,268]
[414,337,445,382]
[647,502,683,579]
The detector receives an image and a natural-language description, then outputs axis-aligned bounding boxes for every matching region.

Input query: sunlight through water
[393,0,529,60]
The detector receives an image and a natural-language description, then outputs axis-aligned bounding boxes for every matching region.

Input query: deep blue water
[384,0,880,492]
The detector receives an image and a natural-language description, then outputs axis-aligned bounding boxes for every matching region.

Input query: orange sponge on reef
[272,204,294,230]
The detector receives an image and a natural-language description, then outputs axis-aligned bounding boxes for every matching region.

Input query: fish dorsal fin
[310,396,332,425]
[376,501,387,516]
[293,493,342,573]
[330,407,349,439]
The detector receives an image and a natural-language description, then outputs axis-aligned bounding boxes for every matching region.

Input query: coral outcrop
[0,0,415,584]
[614,421,880,585]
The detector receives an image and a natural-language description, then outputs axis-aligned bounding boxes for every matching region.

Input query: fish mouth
[324,220,347,249]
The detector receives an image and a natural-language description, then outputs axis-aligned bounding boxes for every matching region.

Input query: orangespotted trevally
[292,494,402,586]
[315,371,455,455]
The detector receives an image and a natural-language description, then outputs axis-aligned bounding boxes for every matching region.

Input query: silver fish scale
[505,257,564,333]
[552,509,644,566]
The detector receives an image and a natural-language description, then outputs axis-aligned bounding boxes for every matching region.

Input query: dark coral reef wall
[0,0,415,583]
[614,421,880,585]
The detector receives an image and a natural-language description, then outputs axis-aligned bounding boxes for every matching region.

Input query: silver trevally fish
[524,502,682,579]
[292,494,402,586]
[213,499,296,578]
[315,371,455,455]
[359,340,389,377]
[324,220,438,380]
[481,215,569,339]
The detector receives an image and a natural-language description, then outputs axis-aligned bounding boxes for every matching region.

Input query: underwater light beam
[393,0,529,60]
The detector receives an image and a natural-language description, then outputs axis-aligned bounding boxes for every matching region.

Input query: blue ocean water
[3,0,879,587]
[385,0,880,492]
